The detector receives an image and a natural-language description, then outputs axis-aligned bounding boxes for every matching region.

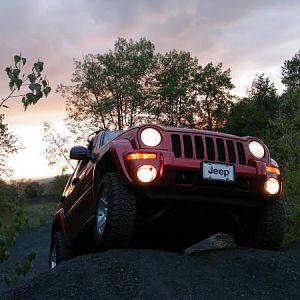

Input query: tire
[234,200,285,250]
[94,172,136,250]
[48,231,75,269]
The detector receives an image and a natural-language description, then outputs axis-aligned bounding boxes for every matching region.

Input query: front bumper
[122,149,282,203]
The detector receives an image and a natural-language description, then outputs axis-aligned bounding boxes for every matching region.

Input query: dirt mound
[2,242,300,300]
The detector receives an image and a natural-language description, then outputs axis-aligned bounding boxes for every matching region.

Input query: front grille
[171,134,181,158]
[171,133,247,165]
[183,135,193,158]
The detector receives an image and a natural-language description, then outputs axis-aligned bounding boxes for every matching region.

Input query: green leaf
[33,61,44,73]
[5,67,12,79]
[42,79,47,88]
[15,78,23,90]
[22,57,27,66]
[28,73,36,83]
[35,83,42,92]
[43,86,51,97]
[9,81,14,90]
[14,55,21,66]
[36,91,43,101]
[12,68,20,78]
[29,83,41,92]
[22,96,28,109]
[26,92,37,104]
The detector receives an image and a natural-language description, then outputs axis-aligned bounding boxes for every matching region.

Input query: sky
[1,0,300,180]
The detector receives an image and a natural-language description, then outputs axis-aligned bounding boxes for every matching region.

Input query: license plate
[202,162,235,182]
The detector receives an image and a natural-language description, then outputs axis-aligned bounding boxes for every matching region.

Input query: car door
[62,140,96,243]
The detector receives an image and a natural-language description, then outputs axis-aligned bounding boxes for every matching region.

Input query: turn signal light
[266,165,280,175]
[126,153,157,161]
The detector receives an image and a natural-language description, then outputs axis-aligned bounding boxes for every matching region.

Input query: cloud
[1,0,300,179]
[1,0,299,121]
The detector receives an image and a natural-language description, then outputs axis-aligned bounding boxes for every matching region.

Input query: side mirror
[69,146,92,160]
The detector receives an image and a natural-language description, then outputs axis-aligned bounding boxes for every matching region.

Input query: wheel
[94,172,136,250]
[234,200,285,250]
[48,231,75,269]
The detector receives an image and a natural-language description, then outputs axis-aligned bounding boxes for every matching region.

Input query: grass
[282,172,300,244]
[23,201,57,229]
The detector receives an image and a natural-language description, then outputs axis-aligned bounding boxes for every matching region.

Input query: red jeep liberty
[49,124,285,268]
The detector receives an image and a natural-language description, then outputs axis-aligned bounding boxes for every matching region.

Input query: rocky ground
[1,224,300,299]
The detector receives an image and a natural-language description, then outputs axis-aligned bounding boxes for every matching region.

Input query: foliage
[47,175,70,200]
[194,62,234,130]
[42,122,75,173]
[224,74,279,140]
[282,50,300,88]
[266,88,300,171]
[4,251,37,286]
[23,201,57,229]
[23,181,44,200]
[0,179,18,218]
[1,54,51,110]
[1,54,51,180]
[150,50,198,127]
[58,37,156,131]
[59,38,235,133]
[0,115,19,179]
[0,182,27,264]
[0,54,51,283]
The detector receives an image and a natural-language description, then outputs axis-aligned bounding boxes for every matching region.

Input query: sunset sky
[1,0,300,180]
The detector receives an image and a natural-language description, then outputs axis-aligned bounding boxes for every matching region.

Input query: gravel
[1,225,300,300]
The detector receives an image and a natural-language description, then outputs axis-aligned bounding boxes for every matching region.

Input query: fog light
[265,178,280,195]
[137,165,157,183]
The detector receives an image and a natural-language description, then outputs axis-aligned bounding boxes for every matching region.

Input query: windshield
[102,130,122,146]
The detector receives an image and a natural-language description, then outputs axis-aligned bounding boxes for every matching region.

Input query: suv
[49,124,285,268]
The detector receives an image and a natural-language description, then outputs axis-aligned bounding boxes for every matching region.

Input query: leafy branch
[1,54,51,110]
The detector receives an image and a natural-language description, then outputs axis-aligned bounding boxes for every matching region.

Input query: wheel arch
[93,151,117,198]
[93,143,134,198]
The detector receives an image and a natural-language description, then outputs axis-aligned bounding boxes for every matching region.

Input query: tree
[149,50,198,127]
[42,122,75,174]
[47,175,69,200]
[24,181,44,200]
[224,74,279,139]
[0,115,19,178]
[59,37,156,131]
[194,62,234,130]
[282,50,300,89]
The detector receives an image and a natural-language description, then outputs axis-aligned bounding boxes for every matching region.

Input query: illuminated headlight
[249,141,265,159]
[140,128,162,147]
[137,165,157,183]
[265,178,280,195]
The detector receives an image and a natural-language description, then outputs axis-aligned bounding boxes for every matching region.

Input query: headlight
[137,165,157,183]
[265,178,280,195]
[249,141,265,159]
[140,128,162,147]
